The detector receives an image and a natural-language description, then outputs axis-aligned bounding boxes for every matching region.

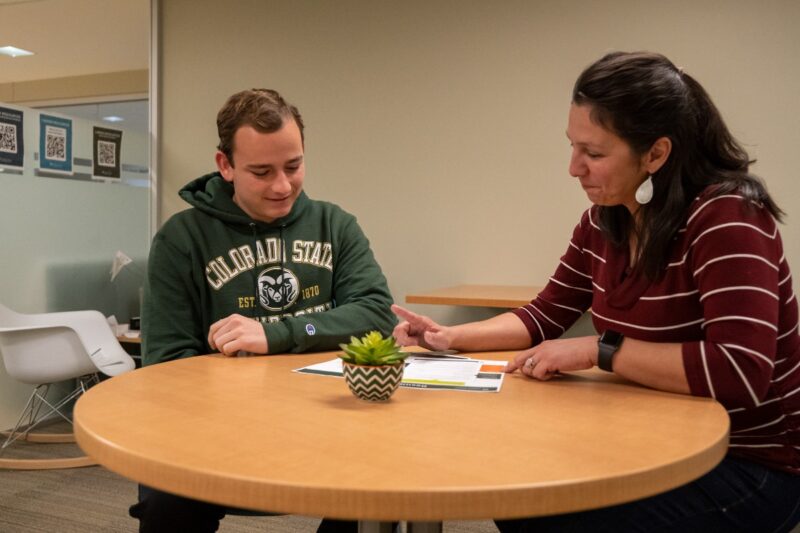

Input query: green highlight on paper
[402,378,466,386]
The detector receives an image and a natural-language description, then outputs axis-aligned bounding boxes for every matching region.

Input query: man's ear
[215,151,234,182]
[645,136,672,174]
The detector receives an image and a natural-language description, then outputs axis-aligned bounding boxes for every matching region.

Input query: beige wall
[158,0,800,327]
[0,69,148,105]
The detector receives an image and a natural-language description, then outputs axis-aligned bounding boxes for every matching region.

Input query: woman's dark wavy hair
[572,51,783,280]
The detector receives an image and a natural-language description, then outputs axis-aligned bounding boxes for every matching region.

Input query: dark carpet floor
[0,428,495,532]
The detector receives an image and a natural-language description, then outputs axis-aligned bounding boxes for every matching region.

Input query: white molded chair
[0,303,135,469]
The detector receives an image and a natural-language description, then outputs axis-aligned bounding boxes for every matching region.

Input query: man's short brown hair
[216,88,305,165]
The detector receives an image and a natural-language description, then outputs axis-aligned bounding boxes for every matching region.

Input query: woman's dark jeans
[496,457,800,533]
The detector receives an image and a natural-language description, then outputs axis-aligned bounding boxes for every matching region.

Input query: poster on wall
[0,106,24,169]
[39,114,73,175]
[92,126,122,179]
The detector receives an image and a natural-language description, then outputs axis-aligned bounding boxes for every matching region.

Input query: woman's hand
[391,304,455,350]
[505,335,598,380]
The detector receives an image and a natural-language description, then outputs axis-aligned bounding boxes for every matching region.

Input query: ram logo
[257,267,299,311]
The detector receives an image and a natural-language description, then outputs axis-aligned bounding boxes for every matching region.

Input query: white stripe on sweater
[701,342,717,400]
[525,303,565,334]
[745,390,797,410]
[728,443,784,449]
[549,277,593,294]
[668,222,778,268]
[545,300,585,315]
[587,208,601,230]
[699,286,779,302]
[731,414,785,433]
[684,195,749,227]
[592,309,704,331]
[691,221,777,248]
[702,316,778,332]
[693,254,779,277]
[773,359,800,383]
[719,343,774,368]
[783,384,800,399]
[778,323,798,340]
[582,248,607,264]
[719,345,760,407]
[559,260,592,279]
[592,281,606,293]
[640,290,699,301]
[730,430,788,438]
[519,306,546,342]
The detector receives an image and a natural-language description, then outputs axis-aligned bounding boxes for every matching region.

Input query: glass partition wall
[0,0,152,429]
[0,99,150,323]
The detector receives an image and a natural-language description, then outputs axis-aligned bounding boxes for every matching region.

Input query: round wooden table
[74,352,728,523]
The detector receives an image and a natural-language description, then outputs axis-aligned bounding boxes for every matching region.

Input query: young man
[130,89,395,532]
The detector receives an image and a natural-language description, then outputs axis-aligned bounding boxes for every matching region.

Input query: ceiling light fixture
[102,115,125,123]
[0,46,35,58]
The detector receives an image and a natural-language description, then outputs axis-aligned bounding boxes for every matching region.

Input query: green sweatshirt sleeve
[263,214,396,353]
[141,231,208,365]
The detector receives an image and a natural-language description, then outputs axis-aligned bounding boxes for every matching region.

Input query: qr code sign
[97,140,116,167]
[45,126,67,162]
[0,123,18,154]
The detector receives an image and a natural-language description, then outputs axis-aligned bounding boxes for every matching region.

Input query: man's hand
[391,304,454,350]
[208,314,268,356]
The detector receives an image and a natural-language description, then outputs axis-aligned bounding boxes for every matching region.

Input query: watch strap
[598,330,623,372]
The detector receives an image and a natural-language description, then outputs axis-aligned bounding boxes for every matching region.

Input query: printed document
[293,355,507,392]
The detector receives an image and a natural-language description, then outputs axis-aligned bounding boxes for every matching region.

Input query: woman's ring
[525,357,536,369]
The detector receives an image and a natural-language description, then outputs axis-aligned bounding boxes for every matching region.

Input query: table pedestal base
[359,522,442,533]
[407,522,443,533]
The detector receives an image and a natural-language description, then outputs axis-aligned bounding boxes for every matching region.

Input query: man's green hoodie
[142,172,395,364]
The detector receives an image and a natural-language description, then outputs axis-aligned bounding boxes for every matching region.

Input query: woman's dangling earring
[635,175,653,205]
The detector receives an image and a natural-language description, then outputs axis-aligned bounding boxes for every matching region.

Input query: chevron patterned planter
[342,361,404,402]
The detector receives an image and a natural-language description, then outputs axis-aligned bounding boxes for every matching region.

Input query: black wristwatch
[598,330,624,372]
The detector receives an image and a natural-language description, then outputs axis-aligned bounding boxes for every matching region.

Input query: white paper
[402,358,481,381]
[110,250,133,281]
[293,356,507,392]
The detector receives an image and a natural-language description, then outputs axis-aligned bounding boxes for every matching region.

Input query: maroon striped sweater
[512,189,800,473]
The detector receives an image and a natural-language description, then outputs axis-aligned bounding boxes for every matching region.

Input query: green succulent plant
[338,331,408,366]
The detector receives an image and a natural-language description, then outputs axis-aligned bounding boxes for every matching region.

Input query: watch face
[601,330,623,347]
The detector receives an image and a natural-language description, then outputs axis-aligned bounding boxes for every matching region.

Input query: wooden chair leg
[0,380,99,470]
[0,455,96,470]
[0,430,96,470]
[0,430,76,443]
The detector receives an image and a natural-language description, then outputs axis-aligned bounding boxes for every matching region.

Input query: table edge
[74,356,730,520]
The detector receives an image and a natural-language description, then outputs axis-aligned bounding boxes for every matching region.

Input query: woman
[393,52,800,532]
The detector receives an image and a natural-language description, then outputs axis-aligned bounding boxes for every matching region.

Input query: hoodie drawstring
[249,223,259,319]
[279,225,288,314]
[251,222,290,318]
